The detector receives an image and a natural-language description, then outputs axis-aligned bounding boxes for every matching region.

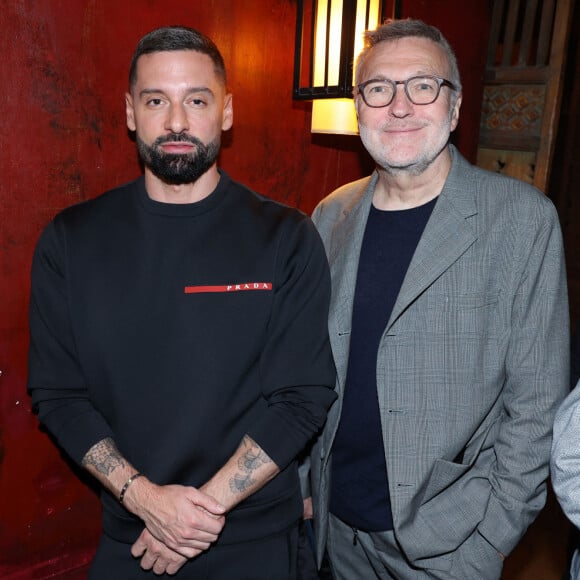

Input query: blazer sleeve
[478,199,569,555]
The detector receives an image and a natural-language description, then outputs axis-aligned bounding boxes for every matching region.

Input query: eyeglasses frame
[356,75,457,108]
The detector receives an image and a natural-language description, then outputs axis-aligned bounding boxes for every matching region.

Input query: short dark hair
[355,19,462,94]
[129,26,226,88]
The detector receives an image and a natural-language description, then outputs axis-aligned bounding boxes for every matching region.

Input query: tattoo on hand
[82,437,126,476]
[229,435,272,494]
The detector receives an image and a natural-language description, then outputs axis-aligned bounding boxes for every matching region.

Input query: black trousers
[89,525,300,580]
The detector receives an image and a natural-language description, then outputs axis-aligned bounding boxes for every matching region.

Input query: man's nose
[165,104,189,133]
[389,84,414,117]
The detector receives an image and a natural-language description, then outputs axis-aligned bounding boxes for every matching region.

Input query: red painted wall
[0,1,488,577]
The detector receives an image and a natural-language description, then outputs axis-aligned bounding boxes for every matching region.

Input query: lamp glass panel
[311,98,359,134]
[311,0,383,134]
[313,0,344,87]
[354,0,381,59]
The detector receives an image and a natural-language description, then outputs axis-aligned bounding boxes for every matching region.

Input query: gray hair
[354,19,462,95]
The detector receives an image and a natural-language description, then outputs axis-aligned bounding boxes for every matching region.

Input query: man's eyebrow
[139,86,215,98]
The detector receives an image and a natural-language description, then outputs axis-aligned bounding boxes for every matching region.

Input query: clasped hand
[130,483,226,574]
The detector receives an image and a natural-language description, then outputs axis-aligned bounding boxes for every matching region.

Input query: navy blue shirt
[330,197,437,531]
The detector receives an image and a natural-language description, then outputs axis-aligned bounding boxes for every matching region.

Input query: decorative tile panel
[480,85,546,135]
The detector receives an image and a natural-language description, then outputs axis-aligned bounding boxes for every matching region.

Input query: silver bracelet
[119,472,143,504]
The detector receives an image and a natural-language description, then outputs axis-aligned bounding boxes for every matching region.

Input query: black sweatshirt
[28,171,336,545]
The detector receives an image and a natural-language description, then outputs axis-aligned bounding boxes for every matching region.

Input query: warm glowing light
[355,0,380,58]
[313,0,344,87]
[312,99,359,134]
[311,0,382,134]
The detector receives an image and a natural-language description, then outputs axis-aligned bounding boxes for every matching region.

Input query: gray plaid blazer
[310,145,569,573]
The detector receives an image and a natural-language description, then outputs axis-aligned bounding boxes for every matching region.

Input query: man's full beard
[137,133,220,185]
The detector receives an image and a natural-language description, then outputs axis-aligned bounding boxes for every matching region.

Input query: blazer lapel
[327,173,377,386]
[387,149,479,330]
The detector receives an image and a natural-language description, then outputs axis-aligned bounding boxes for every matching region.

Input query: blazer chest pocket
[419,291,500,335]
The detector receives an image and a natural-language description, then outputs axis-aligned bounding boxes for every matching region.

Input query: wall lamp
[293,0,387,134]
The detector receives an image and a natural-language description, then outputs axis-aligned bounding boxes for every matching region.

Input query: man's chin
[147,163,213,186]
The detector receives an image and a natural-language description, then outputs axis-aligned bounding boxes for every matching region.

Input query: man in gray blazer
[309,18,569,579]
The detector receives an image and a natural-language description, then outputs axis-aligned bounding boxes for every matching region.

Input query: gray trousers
[326,514,503,580]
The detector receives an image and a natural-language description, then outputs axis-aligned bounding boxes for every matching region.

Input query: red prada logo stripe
[184,282,273,294]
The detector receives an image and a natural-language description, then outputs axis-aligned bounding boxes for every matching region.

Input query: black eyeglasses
[356,75,457,108]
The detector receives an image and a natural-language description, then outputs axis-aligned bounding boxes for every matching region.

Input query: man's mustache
[153,134,202,147]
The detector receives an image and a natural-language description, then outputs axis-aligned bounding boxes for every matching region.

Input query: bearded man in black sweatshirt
[28,25,336,579]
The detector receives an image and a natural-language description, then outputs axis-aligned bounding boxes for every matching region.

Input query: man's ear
[450,93,462,132]
[126,93,136,132]
[222,93,233,131]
